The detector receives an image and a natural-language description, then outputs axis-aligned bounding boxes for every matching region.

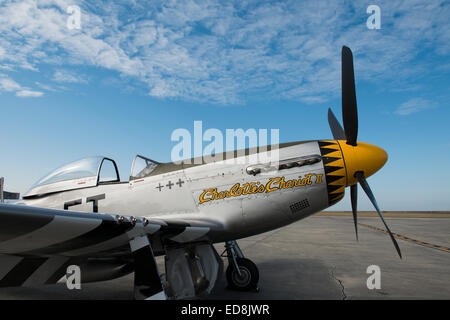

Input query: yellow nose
[337,140,388,186]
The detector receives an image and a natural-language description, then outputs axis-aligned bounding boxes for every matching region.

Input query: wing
[0,203,213,288]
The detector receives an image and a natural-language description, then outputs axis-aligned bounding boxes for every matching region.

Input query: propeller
[350,184,358,241]
[341,46,358,146]
[327,46,402,259]
[355,172,402,258]
[327,108,345,140]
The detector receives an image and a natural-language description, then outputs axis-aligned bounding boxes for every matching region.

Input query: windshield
[29,156,103,189]
[131,155,159,180]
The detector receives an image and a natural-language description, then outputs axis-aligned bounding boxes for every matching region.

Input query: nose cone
[337,141,388,186]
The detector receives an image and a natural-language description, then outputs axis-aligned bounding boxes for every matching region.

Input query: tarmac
[0,214,449,300]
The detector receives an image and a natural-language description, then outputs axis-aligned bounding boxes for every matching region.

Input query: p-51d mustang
[0,46,401,300]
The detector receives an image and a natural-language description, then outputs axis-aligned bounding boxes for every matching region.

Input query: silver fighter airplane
[0,47,401,299]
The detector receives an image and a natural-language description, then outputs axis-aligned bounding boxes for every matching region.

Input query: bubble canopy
[24,156,120,198]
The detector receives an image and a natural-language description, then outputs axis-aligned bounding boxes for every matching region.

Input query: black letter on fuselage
[64,199,82,210]
[86,194,106,213]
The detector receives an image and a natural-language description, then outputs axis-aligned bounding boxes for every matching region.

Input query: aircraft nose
[337,141,388,186]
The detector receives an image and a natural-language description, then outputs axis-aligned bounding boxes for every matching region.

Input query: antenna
[0,177,4,203]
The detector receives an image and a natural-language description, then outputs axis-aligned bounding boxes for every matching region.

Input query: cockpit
[130,155,160,180]
[24,155,161,198]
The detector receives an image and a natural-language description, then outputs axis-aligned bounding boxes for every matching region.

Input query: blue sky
[0,0,449,210]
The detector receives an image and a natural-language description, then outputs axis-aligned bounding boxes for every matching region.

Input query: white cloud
[0,77,22,91]
[15,89,44,97]
[395,98,436,115]
[0,0,448,104]
[0,74,44,97]
[35,81,57,91]
[52,70,87,83]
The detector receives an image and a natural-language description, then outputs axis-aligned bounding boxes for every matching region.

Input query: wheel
[226,257,259,291]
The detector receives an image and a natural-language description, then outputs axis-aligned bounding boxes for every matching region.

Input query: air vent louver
[290,199,310,213]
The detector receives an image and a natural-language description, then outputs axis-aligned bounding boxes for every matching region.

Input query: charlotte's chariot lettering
[199,173,323,204]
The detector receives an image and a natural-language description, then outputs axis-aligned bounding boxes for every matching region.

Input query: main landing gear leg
[223,240,259,292]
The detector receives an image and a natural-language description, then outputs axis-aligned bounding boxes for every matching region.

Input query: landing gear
[226,257,259,291]
[223,241,259,291]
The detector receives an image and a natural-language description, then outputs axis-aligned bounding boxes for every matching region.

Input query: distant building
[3,191,20,200]
[0,177,20,202]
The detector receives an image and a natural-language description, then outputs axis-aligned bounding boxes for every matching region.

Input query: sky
[0,0,449,211]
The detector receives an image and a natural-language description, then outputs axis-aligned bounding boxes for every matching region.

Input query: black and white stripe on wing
[168,226,210,243]
[23,256,70,287]
[0,215,102,254]
[0,211,53,242]
[0,203,212,290]
[0,256,47,287]
[21,219,134,256]
[61,222,161,257]
[0,254,74,288]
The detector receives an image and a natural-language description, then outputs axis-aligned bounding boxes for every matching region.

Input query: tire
[226,258,259,291]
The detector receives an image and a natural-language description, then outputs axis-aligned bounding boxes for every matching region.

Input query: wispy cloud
[15,89,44,97]
[35,81,58,92]
[0,74,43,97]
[52,70,87,84]
[0,76,22,92]
[0,0,448,105]
[395,98,437,116]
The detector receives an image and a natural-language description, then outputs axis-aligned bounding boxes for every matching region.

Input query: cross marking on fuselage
[166,181,174,189]
[156,183,164,191]
[176,178,185,187]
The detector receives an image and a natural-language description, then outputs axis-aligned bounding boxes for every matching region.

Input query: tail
[0,177,20,203]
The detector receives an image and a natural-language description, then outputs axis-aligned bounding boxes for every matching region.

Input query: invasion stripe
[0,209,53,242]
[0,257,47,287]
[45,259,74,284]
[158,222,190,239]
[0,255,23,280]
[62,233,130,257]
[23,256,70,287]
[169,227,210,243]
[23,219,133,256]
[0,215,102,254]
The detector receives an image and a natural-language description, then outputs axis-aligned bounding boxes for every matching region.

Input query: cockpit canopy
[24,155,165,198]
[24,156,120,198]
[130,155,160,180]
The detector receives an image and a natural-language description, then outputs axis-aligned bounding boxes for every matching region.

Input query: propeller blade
[355,171,402,259]
[350,184,358,241]
[328,108,346,140]
[341,46,358,146]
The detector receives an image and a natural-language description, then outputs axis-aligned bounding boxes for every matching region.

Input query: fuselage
[20,139,382,243]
